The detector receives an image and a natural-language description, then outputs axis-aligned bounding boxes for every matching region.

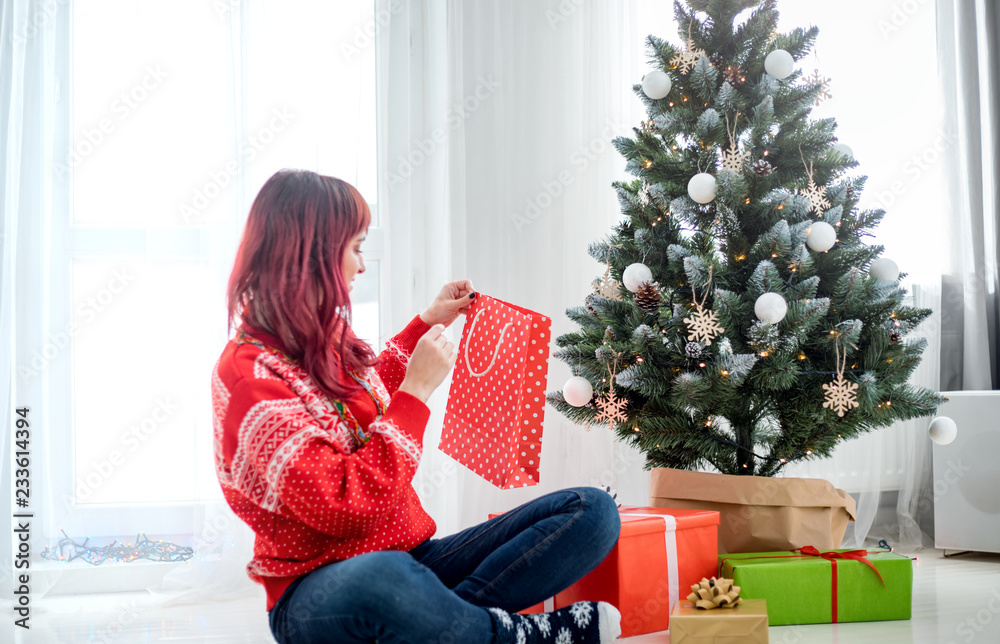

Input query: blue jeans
[267,487,620,644]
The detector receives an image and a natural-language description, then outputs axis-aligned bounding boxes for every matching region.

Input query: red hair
[226,169,377,401]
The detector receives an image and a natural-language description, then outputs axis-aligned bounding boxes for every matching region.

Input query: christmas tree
[548,0,944,477]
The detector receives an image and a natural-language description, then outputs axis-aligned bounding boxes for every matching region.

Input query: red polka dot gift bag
[440,294,551,489]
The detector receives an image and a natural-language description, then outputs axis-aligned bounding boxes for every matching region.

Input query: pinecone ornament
[846,184,856,200]
[890,328,901,344]
[584,293,600,315]
[634,281,663,313]
[604,326,616,343]
[752,159,773,176]
[722,64,746,87]
[685,341,703,359]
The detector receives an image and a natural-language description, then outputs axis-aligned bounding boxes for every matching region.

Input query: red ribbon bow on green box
[792,547,885,623]
[721,547,887,623]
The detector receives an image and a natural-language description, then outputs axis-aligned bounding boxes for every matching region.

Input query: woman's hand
[420,279,476,328]
[398,325,458,403]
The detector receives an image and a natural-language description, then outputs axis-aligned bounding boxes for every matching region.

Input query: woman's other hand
[398,325,457,403]
[419,279,476,328]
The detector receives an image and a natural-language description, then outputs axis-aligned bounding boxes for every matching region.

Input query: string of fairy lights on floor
[40,529,194,565]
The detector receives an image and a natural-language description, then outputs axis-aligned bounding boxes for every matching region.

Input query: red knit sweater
[211,315,436,611]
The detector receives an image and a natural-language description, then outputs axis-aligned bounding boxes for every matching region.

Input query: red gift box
[440,294,550,489]
[488,505,720,635]
[558,506,721,637]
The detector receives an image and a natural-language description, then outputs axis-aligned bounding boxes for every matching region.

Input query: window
[46,0,382,543]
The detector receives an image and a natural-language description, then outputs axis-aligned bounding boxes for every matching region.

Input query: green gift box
[718,547,912,626]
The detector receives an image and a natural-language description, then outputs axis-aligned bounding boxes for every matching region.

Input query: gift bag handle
[464,308,514,377]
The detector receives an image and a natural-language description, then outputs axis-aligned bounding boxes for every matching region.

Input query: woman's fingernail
[469,292,476,299]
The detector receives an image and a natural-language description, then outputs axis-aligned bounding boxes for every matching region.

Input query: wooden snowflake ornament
[800,177,831,214]
[594,245,624,301]
[594,388,628,430]
[684,307,725,345]
[719,115,749,172]
[823,337,859,417]
[670,26,706,75]
[683,266,725,346]
[822,374,860,417]
[809,69,833,105]
[596,268,623,301]
[719,142,750,172]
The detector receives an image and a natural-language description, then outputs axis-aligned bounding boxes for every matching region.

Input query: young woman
[213,169,622,643]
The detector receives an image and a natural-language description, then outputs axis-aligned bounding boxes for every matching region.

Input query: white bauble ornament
[764,49,794,80]
[563,376,594,407]
[806,221,837,252]
[641,70,672,100]
[928,416,958,445]
[687,173,717,204]
[754,292,788,324]
[622,263,654,292]
[869,257,899,282]
[831,143,854,159]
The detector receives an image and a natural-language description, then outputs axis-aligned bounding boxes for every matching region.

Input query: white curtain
[380,0,654,537]
[1,0,69,609]
[0,0,384,617]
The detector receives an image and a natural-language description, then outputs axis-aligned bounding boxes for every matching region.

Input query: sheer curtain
[380,0,655,536]
[0,0,260,612]
[1,0,385,621]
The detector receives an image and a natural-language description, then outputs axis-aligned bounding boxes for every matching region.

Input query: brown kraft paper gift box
[670,598,769,643]
[649,468,856,554]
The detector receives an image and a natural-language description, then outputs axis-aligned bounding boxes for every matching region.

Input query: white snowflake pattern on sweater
[489,608,514,630]
[531,613,552,637]
[570,602,593,629]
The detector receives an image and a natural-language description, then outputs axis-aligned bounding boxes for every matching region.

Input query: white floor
[6,550,1000,643]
